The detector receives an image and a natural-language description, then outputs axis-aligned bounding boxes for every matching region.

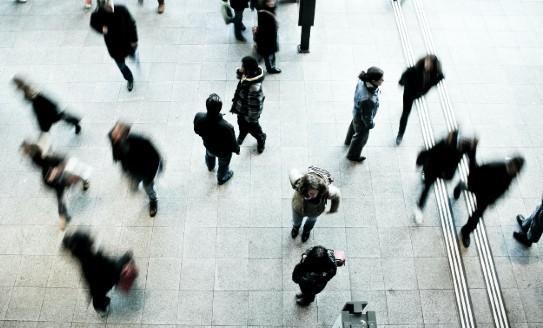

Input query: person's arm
[90,11,104,34]
[246,84,264,122]
[292,263,303,284]
[121,7,138,46]
[360,99,377,129]
[289,169,304,188]
[327,185,341,213]
[229,125,240,154]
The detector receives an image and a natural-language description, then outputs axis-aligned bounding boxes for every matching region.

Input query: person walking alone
[254,0,281,74]
[513,196,543,247]
[454,155,525,247]
[194,94,240,185]
[230,0,252,41]
[289,166,340,242]
[396,54,444,145]
[231,56,267,153]
[90,0,139,91]
[108,121,163,217]
[344,67,384,162]
[13,76,81,136]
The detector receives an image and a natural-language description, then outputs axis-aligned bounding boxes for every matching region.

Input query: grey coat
[289,169,341,218]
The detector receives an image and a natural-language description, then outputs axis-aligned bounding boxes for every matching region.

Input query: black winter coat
[292,249,337,295]
[231,68,265,123]
[399,65,444,99]
[110,134,162,183]
[416,139,464,181]
[194,113,240,157]
[90,5,138,61]
[31,94,63,132]
[254,9,279,56]
[230,0,249,10]
[467,162,514,205]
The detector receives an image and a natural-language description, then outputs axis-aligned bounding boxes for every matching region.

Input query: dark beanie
[241,56,259,75]
[206,93,222,115]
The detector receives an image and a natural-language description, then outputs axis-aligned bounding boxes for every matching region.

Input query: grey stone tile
[520,288,543,323]
[0,255,21,287]
[215,228,249,258]
[510,256,543,289]
[211,291,248,326]
[141,290,179,324]
[351,289,389,325]
[502,288,528,323]
[145,258,181,290]
[248,228,282,259]
[415,257,453,290]
[248,291,283,326]
[386,290,423,325]
[46,256,81,289]
[342,197,377,227]
[348,258,385,291]
[419,290,458,324]
[215,258,248,291]
[5,287,45,321]
[0,286,13,321]
[382,258,418,290]
[180,258,215,291]
[38,287,77,322]
[177,291,213,326]
[149,226,183,258]
[182,227,216,259]
[470,288,493,325]
[106,289,145,324]
[282,291,317,327]
[248,259,282,291]
[410,227,446,257]
[346,227,381,258]
[316,290,351,325]
[379,227,414,258]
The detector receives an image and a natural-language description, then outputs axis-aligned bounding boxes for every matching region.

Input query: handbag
[117,260,139,293]
[221,0,234,24]
[332,250,346,267]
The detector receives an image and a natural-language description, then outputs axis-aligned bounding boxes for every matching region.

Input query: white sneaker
[413,207,423,224]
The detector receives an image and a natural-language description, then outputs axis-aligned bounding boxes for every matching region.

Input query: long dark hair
[303,246,332,272]
[416,54,442,78]
[358,66,384,83]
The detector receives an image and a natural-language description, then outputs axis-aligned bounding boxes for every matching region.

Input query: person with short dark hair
[289,167,340,242]
[344,67,384,162]
[90,0,139,91]
[513,196,543,247]
[194,94,240,185]
[396,54,444,145]
[62,230,134,315]
[413,130,478,223]
[292,245,338,306]
[13,76,81,135]
[231,56,267,153]
[454,155,525,247]
[108,121,162,217]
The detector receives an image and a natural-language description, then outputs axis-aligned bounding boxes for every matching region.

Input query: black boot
[301,230,310,242]
[291,227,299,238]
[257,133,266,154]
[460,227,470,247]
[513,231,532,247]
[149,199,158,217]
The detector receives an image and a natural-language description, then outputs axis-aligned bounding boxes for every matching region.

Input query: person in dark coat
[90,0,138,91]
[108,121,162,217]
[513,196,543,247]
[230,0,254,41]
[454,155,525,247]
[231,56,267,153]
[13,77,81,135]
[413,130,478,223]
[344,67,384,162]
[62,230,134,315]
[20,141,90,230]
[254,0,281,74]
[396,54,444,145]
[292,246,338,306]
[194,93,240,185]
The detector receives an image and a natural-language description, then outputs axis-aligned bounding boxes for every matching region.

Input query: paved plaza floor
[0,0,542,327]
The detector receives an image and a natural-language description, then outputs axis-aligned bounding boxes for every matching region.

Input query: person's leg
[396,94,414,144]
[417,177,435,209]
[453,181,467,200]
[217,153,233,182]
[344,119,355,146]
[233,10,245,41]
[247,121,266,153]
[237,116,249,145]
[297,284,317,305]
[92,293,111,315]
[346,115,369,161]
[263,54,273,71]
[461,202,488,247]
[291,209,304,238]
[56,189,70,230]
[157,0,165,13]
[59,111,81,134]
[205,150,216,171]
[115,58,134,91]
[142,180,158,217]
[301,216,318,242]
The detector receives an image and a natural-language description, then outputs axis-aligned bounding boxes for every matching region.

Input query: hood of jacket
[241,67,265,84]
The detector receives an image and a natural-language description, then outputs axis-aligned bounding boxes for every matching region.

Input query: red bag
[117,260,139,293]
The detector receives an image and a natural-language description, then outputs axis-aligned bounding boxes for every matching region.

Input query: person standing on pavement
[396,54,444,145]
[292,246,338,306]
[289,167,340,242]
[13,77,82,136]
[413,130,478,223]
[513,196,543,247]
[254,0,281,74]
[230,0,253,41]
[231,56,267,153]
[454,155,525,247]
[344,67,384,163]
[194,94,240,185]
[90,0,139,92]
[108,121,163,217]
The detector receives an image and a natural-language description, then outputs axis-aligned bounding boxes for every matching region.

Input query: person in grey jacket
[231,56,267,153]
[344,67,384,162]
[514,196,543,247]
[290,167,341,242]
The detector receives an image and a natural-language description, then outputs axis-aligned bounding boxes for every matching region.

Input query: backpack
[307,166,334,184]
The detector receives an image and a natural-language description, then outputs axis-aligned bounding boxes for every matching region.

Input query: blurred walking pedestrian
[413,130,478,223]
[292,246,339,306]
[344,67,384,162]
[20,141,91,230]
[454,155,525,247]
[13,76,82,136]
[90,0,139,91]
[194,94,240,185]
[230,0,253,41]
[108,121,162,217]
[289,166,340,242]
[513,196,543,247]
[231,56,267,153]
[396,54,444,145]
[254,0,281,74]
[62,230,137,316]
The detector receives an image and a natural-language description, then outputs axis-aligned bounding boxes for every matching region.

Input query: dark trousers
[345,114,370,159]
[456,182,491,235]
[299,282,326,303]
[520,205,543,242]
[299,25,311,51]
[59,111,80,128]
[397,94,415,138]
[115,59,134,82]
[418,175,437,209]
[233,9,244,39]
[237,116,266,146]
[55,188,69,220]
[92,252,133,312]
[263,53,277,71]
[205,150,232,182]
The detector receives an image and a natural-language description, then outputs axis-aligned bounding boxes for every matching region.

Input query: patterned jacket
[231,67,265,123]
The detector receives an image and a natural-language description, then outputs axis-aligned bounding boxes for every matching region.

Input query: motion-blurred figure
[396,54,444,145]
[91,0,139,91]
[108,121,162,217]
[514,196,543,247]
[62,230,137,316]
[20,141,91,230]
[230,0,254,41]
[254,0,281,74]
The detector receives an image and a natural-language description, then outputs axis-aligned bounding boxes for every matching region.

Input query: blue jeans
[205,150,232,182]
[292,209,318,232]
